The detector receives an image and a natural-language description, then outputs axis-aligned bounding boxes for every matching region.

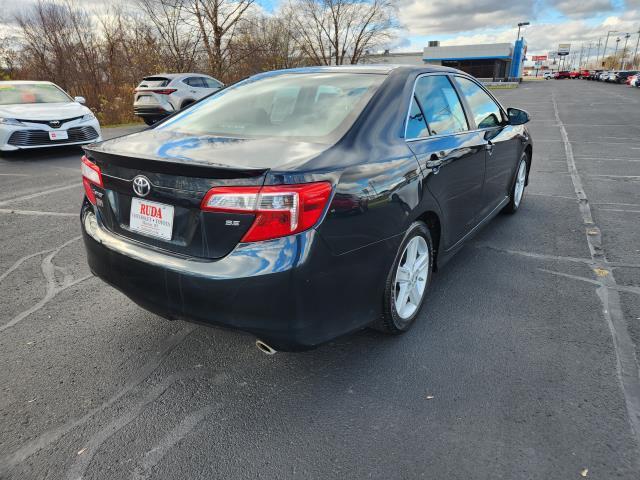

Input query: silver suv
[133,73,223,125]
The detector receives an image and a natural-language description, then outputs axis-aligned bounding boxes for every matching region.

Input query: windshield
[157,72,385,142]
[0,83,73,105]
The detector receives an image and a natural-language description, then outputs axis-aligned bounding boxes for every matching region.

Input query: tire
[503,152,529,214]
[143,117,158,126]
[374,222,433,334]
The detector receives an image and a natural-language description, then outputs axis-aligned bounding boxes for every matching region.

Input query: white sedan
[0,81,102,152]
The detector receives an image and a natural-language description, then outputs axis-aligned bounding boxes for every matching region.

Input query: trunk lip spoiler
[84,149,269,179]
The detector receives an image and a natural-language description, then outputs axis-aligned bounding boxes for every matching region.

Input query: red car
[579,70,590,78]
[554,71,571,79]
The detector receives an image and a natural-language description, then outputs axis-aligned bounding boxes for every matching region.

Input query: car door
[203,77,223,93]
[453,75,521,218]
[406,74,488,248]
[184,77,207,99]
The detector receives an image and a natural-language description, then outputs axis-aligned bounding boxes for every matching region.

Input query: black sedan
[80,65,532,352]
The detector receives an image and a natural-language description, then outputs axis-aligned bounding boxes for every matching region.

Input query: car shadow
[0,145,85,163]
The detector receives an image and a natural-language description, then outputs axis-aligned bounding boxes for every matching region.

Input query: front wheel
[503,153,528,214]
[374,222,433,334]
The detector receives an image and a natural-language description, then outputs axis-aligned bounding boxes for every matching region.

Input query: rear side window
[406,96,429,139]
[413,75,468,136]
[138,77,170,88]
[204,78,223,89]
[454,77,504,129]
[185,77,206,88]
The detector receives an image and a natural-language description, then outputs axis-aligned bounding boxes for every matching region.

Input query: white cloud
[396,0,535,36]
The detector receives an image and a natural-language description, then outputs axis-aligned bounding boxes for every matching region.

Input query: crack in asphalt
[129,403,220,480]
[64,371,204,480]
[553,93,640,450]
[0,236,90,333]
[0,325,198,475]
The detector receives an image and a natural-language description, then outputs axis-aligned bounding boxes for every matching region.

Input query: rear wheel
[375,222,433,334]
[503,153,528,214]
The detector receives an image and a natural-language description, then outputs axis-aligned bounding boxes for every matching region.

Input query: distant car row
[545,69,639,86]
[584,70,639,85]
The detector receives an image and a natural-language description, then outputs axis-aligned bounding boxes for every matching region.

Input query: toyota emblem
[49,120,61,128]
[132,175,151,197]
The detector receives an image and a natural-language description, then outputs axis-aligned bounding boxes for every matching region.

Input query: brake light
[201,182,332,242]
[81,155,103,205]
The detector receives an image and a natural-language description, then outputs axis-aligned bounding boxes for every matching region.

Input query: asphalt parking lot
[1,79,640,479]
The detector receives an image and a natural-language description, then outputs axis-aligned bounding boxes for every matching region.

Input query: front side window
[454,77,504,129]
[158,72,384,141]
[0,83,72,105]
[413,75,468,136]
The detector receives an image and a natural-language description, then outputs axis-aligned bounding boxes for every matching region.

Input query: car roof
[252,64,462,76]
[145,73,213,79]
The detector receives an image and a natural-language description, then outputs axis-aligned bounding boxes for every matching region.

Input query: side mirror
[507,107,530,125]
[74,96,86,105]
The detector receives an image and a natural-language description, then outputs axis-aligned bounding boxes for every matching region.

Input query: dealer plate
[49,130,68,140]
[130,197,174,240]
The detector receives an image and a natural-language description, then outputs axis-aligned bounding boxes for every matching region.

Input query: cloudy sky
[3,0,640,59]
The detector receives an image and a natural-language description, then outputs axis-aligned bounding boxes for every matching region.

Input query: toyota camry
[80,65,532,352]
[0,81,102,152]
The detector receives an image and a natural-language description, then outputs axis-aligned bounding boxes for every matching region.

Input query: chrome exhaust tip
[255,340,277,355]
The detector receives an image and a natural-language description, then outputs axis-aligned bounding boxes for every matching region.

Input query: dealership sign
[532,55,547,61]
[557,44,571,56]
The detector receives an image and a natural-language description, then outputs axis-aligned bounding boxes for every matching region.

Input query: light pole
[601,30,619,66]
[613,37,620,68]
[516,22,530,42]
[595,38,602,66]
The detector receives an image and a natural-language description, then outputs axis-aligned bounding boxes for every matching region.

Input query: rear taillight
[81,155,103,205]
[135,88,177,95]
[201,182,333,242]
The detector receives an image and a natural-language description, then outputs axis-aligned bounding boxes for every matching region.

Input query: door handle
[425,153,445,174]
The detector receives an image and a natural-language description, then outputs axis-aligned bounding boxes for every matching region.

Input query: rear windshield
[138,77,171,88]
[157,72,385,142]
[0,83,72,105]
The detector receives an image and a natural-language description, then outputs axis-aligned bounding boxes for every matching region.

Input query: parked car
[588,70,603,80]
[630,74,639,87]
[597,71,610,81]
[0,81,101,153]
[554,71,571,79]
[616,71,639,84]
[579,70,590,78]
[543,72,553,79]
[569,71,580,79]
[133,73,224,125]
[81,65,532,352]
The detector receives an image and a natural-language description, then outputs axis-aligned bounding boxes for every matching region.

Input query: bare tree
[183,0,256,79]
[136,0,201,72]
[286,0,397,65]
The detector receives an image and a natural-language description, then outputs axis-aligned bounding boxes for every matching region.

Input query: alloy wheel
[514,159,527,208]
[394,236,430,320]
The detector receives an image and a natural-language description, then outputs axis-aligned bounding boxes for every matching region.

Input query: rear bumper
[133,106,172,118]
[81,203,397,350]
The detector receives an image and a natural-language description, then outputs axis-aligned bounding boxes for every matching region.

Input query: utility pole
[595,38,602,66]
[586,43,593,69]
[621,33,631,69]
[578,43,584,68]
[634,29,640,69]
[601,31,619,66]
[613,37,620,68]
